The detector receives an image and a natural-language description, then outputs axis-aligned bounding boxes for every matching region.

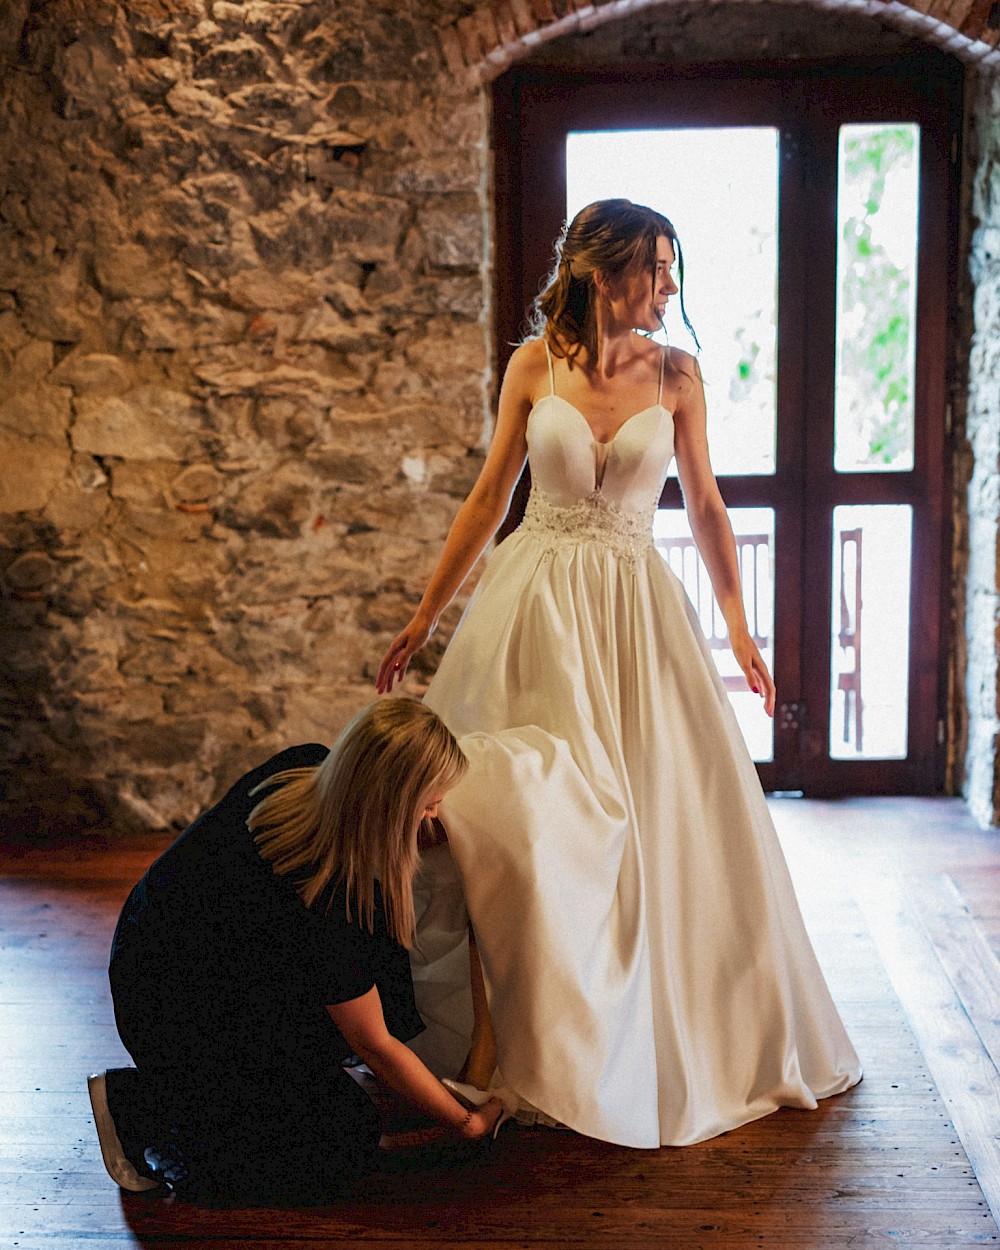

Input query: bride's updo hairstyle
[531,198,699,367]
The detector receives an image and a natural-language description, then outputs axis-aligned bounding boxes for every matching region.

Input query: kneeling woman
[89,698,503,1203]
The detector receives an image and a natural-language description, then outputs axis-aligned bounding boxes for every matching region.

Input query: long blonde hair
[530,198,700,368]
[248,699,467,947]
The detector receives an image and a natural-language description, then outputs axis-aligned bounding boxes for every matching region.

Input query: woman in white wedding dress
[376,199,861,1148]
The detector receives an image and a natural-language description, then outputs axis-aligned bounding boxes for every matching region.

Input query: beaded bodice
[520,486,658,568]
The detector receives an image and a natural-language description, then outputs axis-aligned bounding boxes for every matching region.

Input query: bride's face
[415,782,454,853]
[609,235,678,333]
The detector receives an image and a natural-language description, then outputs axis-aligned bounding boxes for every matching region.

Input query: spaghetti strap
[657,346,666,407]
[544,339,556,398]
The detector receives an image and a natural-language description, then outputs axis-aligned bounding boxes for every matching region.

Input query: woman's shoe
[87,1072,162,1192]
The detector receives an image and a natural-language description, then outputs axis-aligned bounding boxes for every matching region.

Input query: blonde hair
[248,699,467,948]
[530,198,700,368]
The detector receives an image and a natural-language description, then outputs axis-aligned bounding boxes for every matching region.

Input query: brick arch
[438,0,1000,82]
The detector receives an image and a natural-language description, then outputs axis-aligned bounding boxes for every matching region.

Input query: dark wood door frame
[492,53,963,795]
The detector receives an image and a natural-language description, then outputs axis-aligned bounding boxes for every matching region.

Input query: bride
[376,198,861,1147]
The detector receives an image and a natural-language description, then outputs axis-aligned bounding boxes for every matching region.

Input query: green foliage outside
[838,126,917,468]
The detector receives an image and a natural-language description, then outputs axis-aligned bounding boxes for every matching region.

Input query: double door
[494,55,962,793]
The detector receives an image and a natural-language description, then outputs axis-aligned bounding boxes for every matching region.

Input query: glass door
[795,77,958,795]
[493,56,961,794]
[565,126,780,766]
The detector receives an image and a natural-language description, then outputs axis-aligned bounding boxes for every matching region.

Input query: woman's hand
[376,613,435,694]
[457,1096,505,1141]
[730,629,776,717]
[329,989,506,1139]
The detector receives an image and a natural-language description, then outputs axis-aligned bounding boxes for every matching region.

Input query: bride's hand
[731,630,776,717]
[376,614,434,694]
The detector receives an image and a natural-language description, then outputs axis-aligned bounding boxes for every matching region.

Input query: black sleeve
[370,937,425,1044]
[314,910,377,1007]
[305,885,424,1043]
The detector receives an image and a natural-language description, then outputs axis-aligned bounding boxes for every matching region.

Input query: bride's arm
[672,354,776,716]
[375,342,539,694]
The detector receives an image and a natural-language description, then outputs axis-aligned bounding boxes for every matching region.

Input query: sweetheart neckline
[531,394,673,447]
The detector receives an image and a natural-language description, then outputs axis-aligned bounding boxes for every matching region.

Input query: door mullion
[771,101,810,788]
[798,110,841,790]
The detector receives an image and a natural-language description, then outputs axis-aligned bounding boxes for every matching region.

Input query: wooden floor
[4,798,1000,1249]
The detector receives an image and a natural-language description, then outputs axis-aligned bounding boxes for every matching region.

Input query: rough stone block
[17,261,100,342]
[327,191,410,265]
[0,430,70,513]
[2,342,73,443]
[49,352,133,394]
[226,268,324,313]
[3,551,58,595]
[95,244,171,300]
[43,477,111,536]
[71,389,202,462]
[421,196,484,269]
[166,82,233,125]
[216,463,318,539]
[55,34,123,120]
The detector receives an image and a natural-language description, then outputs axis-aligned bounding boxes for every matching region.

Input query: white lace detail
[519,485,656,567]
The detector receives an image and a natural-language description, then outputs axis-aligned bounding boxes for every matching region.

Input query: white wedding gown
[409,344,862,1148]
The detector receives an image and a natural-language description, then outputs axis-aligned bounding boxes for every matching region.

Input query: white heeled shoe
[442,1078,569,1133]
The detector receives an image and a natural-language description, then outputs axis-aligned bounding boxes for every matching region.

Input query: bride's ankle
[457,1049,497,1090]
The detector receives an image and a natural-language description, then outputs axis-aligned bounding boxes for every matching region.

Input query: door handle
[779,700,803,731]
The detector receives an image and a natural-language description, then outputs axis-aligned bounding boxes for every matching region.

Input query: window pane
[835,124,919,474]
[829,504,911,759]
[566,128,778,476]
[654,507,774,762]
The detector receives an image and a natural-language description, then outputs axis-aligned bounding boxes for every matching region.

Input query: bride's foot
[442,1078,513,1140]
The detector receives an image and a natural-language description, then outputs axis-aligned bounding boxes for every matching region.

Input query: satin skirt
[411,524,862,1148]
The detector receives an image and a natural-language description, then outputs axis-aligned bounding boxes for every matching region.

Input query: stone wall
[0,0,491,833]
[1,0,999,833]
[963,69,1000,828]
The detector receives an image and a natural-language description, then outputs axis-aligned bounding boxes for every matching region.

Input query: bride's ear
[592,269,613,301]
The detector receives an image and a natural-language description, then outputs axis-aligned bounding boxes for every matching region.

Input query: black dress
[108,744,424,1202]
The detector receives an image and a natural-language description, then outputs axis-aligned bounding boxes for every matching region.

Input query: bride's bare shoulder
[667,347,703,389]
[502,337,551,402]
[508,337,549,369]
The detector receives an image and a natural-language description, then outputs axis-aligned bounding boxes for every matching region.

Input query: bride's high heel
[443,1078,571,1134]
[444,1078,570,1132]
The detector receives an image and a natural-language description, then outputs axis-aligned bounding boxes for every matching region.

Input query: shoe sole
[87,1073,161,1192]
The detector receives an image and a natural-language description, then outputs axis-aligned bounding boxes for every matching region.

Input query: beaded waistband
[519,486,656,566]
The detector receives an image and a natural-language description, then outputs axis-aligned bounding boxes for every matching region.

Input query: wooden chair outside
[836,526,863,751]
[654,533,771,692]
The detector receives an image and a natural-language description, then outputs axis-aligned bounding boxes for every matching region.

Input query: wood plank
[911,874,1000,1072]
